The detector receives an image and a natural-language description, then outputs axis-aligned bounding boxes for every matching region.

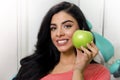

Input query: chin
[57,47,73,53]
[55,43,73,53]
[58,48,67,53]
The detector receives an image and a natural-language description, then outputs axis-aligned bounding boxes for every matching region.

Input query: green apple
[72,30,93,48]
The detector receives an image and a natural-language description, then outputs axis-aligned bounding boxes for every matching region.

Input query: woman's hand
[72,41,98,80]
[74,41,98,72]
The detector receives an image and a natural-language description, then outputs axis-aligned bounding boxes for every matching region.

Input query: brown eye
[64,25,72,29]
[50,27,57,31]
[50,24,57,31]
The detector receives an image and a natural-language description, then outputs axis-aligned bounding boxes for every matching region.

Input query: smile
[57,39,68,45]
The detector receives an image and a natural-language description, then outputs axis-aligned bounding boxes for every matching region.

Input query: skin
[50,11,98,80]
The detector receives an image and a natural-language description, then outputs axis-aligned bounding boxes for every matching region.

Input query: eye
[50,26,57,31]
[64,24,72,29]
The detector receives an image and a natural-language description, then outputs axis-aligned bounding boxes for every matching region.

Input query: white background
[0,0,120,79]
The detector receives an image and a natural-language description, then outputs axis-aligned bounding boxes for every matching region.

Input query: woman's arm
[72,41,98,80]
[72,68,84,80]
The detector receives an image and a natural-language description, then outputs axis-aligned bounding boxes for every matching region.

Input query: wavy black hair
[13,1,94,80]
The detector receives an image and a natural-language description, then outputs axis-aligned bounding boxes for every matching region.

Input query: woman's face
[50,11,79,53]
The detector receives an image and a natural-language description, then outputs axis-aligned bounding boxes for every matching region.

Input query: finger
[76,47,89,60]
[90,41,98,50]
[76,48,83,57]
[76,48,83,54]
[80,46,93,59]
[87,41,98,57]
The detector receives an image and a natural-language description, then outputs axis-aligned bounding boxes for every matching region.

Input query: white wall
[0,0,17,80]
[104,0,120,62]
[79,0,104,35]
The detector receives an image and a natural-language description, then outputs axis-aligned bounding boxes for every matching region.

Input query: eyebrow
[62,20,74,24]
[50,20,74,26]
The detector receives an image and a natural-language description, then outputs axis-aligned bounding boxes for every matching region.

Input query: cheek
[51,33,56,43]
[65,30,75,38]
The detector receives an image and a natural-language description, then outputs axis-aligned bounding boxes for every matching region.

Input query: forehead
[51,11,77,23]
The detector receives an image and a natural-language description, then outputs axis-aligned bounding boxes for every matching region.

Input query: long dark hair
[13,1,93,80]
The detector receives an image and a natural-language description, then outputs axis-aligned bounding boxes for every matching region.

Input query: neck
[59,49,76,65]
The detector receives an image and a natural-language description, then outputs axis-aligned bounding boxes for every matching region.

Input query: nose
[56,27,65,37]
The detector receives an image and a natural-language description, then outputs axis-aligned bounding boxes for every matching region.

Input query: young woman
[13,1,110,80]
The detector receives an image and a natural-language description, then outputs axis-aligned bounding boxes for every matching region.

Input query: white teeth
[58,40,67,44]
